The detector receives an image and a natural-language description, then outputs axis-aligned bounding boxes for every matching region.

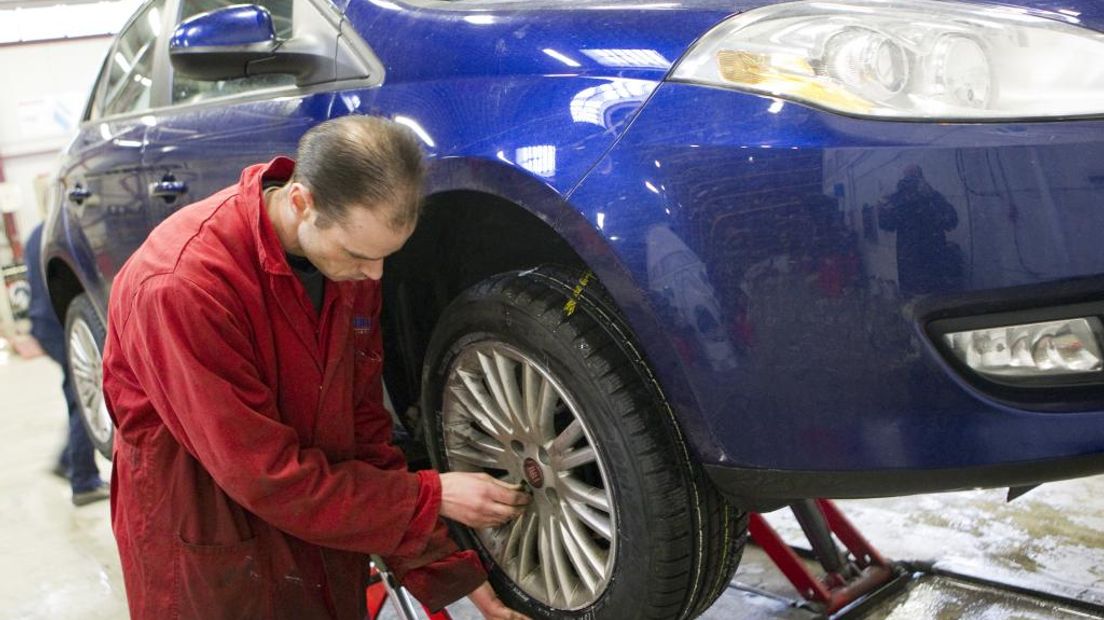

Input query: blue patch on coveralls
[353,316,372,334]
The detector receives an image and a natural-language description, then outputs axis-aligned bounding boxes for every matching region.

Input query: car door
[141,0,344,224]
[61,0,167,304]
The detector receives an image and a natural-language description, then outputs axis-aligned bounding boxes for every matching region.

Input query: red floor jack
[749,499,906,617]
[366,555,453,620]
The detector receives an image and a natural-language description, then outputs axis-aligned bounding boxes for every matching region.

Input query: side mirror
[170,2,364,86]
[169,4,281,81]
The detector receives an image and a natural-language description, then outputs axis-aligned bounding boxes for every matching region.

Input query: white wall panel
[0,36,112,239]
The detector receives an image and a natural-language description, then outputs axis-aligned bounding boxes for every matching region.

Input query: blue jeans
[33,325,103,494]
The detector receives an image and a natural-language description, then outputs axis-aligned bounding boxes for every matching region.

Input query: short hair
[292,115,426,230]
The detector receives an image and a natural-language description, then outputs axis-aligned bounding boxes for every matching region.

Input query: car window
[101,0,166,117]
[171,0,297,105]
[84,53,113,121]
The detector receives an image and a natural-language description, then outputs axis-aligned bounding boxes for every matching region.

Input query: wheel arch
[45,255,90,326]
[385,157,721,461]
[382,185,587,422]
[41,205,106,325]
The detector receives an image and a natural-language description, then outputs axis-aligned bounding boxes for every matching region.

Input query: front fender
[423,155,724,462]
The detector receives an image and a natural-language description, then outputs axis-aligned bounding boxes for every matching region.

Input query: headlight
[670,0,1104,120]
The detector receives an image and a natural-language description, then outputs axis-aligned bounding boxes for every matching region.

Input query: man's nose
[362,259,384,281]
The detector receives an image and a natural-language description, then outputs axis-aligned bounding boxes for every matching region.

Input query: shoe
[72,482,110,506]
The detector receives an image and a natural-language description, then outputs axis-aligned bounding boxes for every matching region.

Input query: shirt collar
[246,156,297,275]
[246,156,359,308]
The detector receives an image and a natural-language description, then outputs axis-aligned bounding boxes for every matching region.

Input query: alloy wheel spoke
[551,418,584,454]
[458,368,513,435]
[70,327,92,363]
[72,372,92,392]
[502,509,525,563]
[502,508,533,580]
[559,504,607,580]
[555,446,597,471]
[467,427,506,457]
[449,382,507,440]
[450,446,502,470]
[557,516,598,595]
[80,383,99,410]
[563,499,613,541]
[547,516,577,606]
[448,390,495,440]
[69,338,89,367]
[494,352,527,431]
[534,376,558,442]
[537,513,558,604]
[478,352,520,432]
[518,508,540,582]
[71,351,96,378]
[562,477,610,513]
[69,352,92,377]
[522,364,542,435]
[445,426,504,470]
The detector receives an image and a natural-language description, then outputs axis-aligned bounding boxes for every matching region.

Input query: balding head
[291,115,426,231]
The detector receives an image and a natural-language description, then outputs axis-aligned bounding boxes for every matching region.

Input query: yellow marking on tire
[563,270,594,317]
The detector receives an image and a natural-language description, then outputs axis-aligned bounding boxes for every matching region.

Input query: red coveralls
[102,157,486,619]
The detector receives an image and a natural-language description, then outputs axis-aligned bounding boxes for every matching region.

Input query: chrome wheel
[69,317,112,445]
[442,341,616,610]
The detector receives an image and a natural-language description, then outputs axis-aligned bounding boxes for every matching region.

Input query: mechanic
[102,115,531,620]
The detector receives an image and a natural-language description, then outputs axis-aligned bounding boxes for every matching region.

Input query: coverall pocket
[174,536,267,619]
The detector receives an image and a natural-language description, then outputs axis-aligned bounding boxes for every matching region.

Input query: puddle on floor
[866,576,1103,620]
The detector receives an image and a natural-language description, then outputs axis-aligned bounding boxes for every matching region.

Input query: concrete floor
[3,349,1103,619]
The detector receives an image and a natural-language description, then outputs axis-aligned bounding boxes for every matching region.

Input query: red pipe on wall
[0,157,22,263]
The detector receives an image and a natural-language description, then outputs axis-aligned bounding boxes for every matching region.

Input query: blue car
[41,0,1104,616]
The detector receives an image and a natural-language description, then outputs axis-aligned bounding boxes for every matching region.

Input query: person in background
[24,222,109,506]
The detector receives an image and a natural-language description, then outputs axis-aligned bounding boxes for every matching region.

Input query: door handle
[68,184,92,204]
[150,176,188,201]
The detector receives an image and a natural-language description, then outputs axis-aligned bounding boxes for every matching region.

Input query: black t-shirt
[286,253,325,314]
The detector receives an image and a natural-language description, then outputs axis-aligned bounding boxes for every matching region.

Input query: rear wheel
[423,267,747,619]
[65,293,113,459]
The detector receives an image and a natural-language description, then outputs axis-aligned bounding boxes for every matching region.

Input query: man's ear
[288,183,314,221]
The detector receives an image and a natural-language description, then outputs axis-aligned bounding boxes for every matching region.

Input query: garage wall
[0,36,113,244]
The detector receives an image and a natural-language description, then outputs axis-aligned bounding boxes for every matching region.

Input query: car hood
[344,0,1103,84]
[987,0,1104,31]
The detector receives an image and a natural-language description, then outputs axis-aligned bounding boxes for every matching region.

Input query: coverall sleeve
[352,290,488,611]
[118,275,442,561]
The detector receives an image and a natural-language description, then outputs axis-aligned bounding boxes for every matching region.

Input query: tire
[65,293,114,459]
[422,266,748,619]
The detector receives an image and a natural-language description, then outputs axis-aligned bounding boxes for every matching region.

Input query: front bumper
[704,453,1104,511]
[569,81,1104,495]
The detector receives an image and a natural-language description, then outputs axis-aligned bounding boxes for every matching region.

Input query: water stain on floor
[868,577,1103,620]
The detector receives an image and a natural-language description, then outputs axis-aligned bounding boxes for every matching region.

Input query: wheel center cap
[523,457,544,489]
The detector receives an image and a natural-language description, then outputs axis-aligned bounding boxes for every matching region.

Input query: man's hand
[439,472,529,529]
[469,581,531,620]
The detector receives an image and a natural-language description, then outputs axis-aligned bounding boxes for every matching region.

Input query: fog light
[944,317,1104,380]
